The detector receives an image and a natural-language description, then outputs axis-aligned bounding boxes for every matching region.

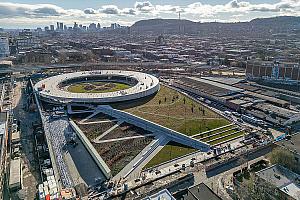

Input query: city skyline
[0,0,299,28]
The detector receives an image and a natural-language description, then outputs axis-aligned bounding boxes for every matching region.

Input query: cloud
[99,5,137,15]
[155,5,181,13]
[84,8,96,14]
[100,5,120,15]
[135,1,154,13]
[31,7,63,17]
[0,0,300,28]
[122,8,137,15]
[251,6,278,12]
[228,0,250,9]
[0,2,66,17]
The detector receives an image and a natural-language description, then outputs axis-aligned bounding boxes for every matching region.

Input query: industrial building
[9,158,22,191]
[173,76,300,127]
[255,164,300,200]
[246,61,300,84]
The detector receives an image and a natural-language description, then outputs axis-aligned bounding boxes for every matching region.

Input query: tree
[269,148,299,173]
[224,57,230,66]
[237,174,273,200]
[238,155,248,172]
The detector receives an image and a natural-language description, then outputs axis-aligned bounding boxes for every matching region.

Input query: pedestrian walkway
[94,134,154,144]
[93,120,124,142]
[114,135,169,181]
[78,119,118,125]
[79,109,102,124]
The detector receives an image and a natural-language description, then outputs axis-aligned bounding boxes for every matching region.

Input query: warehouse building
[246,61,300,84]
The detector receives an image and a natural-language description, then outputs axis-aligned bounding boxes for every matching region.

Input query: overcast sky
[0,0,299,28]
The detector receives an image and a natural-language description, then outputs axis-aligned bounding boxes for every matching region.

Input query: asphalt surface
[206,144,273,178]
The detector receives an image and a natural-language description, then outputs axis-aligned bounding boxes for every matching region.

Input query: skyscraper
[89,23,97,30]
[0,37,10,58]
[59,23,63,31]
[73,22,78,29]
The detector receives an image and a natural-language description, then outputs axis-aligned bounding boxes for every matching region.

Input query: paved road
[205,144,273,178]
[11,82,41,200]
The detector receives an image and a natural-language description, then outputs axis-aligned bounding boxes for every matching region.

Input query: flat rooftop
[144,189,175,200]
[9,158,21,188]
[256,164,300,199]
[277,133,300,156]
[202,77,244,86]
[34,70,159,103]
[189,77,244,93]
[243,91,289,106]
[173,183,222,200]
[254,102,299,119]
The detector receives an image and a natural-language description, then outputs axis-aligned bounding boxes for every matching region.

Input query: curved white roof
[34,70,160,104]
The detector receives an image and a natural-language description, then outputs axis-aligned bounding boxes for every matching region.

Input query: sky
[0,0,299,28]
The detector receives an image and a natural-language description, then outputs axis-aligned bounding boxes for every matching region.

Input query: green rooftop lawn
[143,142,196,169]
[207,131,245,145]
[143,130,245,169]
[124,85,237,169]
[124,85,230,136]
[67,81,130,93]
[198,128,239,141]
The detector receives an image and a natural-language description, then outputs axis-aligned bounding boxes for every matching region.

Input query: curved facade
[34,70,160,104]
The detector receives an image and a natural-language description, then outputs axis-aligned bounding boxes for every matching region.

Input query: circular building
[34,70,160,104]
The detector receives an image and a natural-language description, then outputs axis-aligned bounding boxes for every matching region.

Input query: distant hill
[132,19,198,33]
[131,16,300,36]
[250,16,300,25]
[133,19,197,27]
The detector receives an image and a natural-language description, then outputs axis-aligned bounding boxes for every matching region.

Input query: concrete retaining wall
[31,79,63,189]
[69,120,111,179]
